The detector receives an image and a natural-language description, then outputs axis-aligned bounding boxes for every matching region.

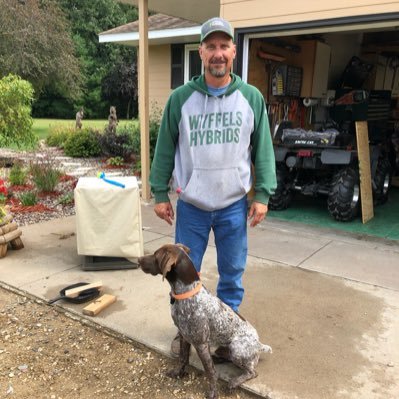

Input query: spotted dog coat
[138,243,272,399]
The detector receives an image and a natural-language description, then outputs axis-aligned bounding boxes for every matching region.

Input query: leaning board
[355,121,374,224]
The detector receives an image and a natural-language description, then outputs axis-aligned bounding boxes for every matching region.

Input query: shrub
[57,191,74,206]
[29,152,62,192]
[64,128,102,158]
[0,74,36,148]
[130,106,161,164]
[106,156,125,166]
[100,124,134,159]
[46,126,74,148]
[19,191,38,206]
[8,161,28,186]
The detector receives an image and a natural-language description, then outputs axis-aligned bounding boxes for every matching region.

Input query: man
[149,17,276,357]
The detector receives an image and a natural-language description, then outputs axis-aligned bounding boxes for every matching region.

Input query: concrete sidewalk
[1,201,399,399]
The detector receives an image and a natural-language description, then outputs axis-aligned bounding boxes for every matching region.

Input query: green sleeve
[149,84,194,203]
[149,95,180,203]
[247,87,277,205]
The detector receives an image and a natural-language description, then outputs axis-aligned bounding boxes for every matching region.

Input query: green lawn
[32,118,109,140]
[1,118,137,151]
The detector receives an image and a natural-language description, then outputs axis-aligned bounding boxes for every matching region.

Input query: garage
[234,15,399,238]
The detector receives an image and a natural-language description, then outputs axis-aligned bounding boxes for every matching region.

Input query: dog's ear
[176,243,190,254]
[155,247,179,278]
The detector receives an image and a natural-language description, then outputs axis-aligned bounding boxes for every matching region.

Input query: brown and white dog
[138,243,272,399]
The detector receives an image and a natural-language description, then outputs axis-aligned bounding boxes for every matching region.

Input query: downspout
[138,0,150,201]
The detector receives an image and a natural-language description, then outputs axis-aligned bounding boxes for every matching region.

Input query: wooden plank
[0,221,18,235]
[82,294,117,316]
[64,281,103,299]
[10,237,24,250]
[0,229,22,245]
[0,244,7,258]
[138,0,150,201]
[355,121,374,224]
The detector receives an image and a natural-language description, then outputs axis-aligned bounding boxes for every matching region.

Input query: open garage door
[235,15,399,234]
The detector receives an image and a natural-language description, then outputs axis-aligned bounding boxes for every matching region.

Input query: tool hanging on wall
[303,98,318,124]
[258,49,286,103]
[272,68,284,96]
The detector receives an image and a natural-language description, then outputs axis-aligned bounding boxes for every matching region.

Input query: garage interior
[246,22,399,241]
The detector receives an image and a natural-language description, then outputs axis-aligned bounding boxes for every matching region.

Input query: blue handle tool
[97,172,125,188]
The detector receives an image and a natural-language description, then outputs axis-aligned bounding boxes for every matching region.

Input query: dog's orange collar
[171,282,202,300]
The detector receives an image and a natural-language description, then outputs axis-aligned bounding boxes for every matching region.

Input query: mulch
[10,204,55,213]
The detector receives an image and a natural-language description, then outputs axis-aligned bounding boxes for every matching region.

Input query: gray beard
[209,65,227,78]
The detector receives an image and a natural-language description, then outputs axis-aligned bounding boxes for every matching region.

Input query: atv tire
[269,166,293,211]
[373,157,391,206]
[327,167,360,221]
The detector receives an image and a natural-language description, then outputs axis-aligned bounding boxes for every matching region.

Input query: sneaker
[170,332,180,358]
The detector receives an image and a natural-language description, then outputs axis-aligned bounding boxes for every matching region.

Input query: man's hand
[247,201,268,227]
[154,202,175,225]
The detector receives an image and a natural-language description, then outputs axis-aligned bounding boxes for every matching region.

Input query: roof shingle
[100,13,199,35]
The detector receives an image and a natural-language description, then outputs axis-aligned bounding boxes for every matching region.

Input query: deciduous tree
[0,75,35,148]
[0,0,82,101]
[58,0,138,118]
[102,60,138,119]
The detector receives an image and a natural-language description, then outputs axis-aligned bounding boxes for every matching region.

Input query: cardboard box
[363,54,387,90]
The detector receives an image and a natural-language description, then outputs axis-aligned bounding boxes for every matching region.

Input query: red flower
[0,179,8,197]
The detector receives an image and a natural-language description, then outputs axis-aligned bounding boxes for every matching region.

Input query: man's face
[199,32,236,79]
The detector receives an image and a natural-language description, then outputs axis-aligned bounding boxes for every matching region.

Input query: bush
[0,74,36,148]
[64,128,102,158]
[29,152,62,192]
[57,191,74,206]
[46,126,75,148]
[106,156,125,166]
[19,191,38,206]
[130,106,161,164]
[8,161,28,186]
[98,123,134,159]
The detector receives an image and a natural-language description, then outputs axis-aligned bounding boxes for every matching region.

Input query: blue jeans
[175,196,248,312]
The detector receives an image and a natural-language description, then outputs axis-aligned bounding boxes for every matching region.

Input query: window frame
[184,44,203,83]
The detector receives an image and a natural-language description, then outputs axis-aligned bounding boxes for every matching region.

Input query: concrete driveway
[1,199,398,399]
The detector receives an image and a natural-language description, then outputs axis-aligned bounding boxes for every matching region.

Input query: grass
[1,118,137,151]
[32,119,109,141]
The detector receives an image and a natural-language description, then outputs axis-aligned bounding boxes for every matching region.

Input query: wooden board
[82,294,116,316]
[64,281,103,298]
[355,121,374,224]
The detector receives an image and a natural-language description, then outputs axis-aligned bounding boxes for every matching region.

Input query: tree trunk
[126,98,132,120]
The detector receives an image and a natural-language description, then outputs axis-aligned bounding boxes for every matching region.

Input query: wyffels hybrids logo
[188,111,242,146]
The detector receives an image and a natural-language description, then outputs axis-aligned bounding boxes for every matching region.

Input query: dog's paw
[261,343,272,354]
[264,344,272,354]
[166,368,187,379]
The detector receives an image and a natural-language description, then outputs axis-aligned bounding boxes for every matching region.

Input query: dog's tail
[259,343,273,354]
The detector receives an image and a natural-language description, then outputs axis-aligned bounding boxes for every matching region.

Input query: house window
[184,44,202,82]
[171,44,184,89]
[171,44,203,89]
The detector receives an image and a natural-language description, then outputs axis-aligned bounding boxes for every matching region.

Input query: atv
[269,89,394,221]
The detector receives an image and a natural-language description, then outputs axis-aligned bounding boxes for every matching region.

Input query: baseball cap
[200,17,234,43]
